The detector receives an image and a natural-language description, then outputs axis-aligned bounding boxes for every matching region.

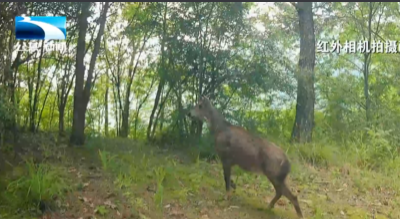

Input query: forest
[0,2,400,219]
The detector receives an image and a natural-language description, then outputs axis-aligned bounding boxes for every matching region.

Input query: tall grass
[0,158,70,215]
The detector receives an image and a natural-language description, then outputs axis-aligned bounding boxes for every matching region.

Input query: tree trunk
[30,40,45,132]
[151,85,173,138]
[176,85,184,140]
[147,2,168,140]
[58,75,74,136]
[120,31,152,138]
[147,79,165,139]
[70,2,109,146]
[49,96,56,130]
[70,2,91,145]
[36,74,54,131]
[291,2,316,143]
[120,55,135,138]
[363,2,373,126]
[57,40,74,136]
[104,70,109,137]
[59,106,65,135]
[120,96,130,137]
[134,76,155,139]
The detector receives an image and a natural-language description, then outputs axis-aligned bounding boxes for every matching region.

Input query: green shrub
[1,158,69,213]
[295,142,338,167]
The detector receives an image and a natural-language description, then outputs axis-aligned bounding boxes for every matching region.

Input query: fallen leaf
[300,199,312,206]
[169,209,184,217]
[104,200,117,209]
[83,182,90,188]
[200,214,209,219]
[228,205,239,210]
[105,192,115,199]
[68,167,77,173]
[277,200,286,206]
[79,196,89,203]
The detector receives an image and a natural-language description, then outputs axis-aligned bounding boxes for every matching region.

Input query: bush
[1,158,70,214]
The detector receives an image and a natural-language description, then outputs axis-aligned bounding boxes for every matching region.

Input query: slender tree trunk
[134,111,140,139]
[151,85,174,137]
[148,80,165,139]
[10,41,24,139]
[67,106,70,129]
[57,41,74,136]
[59,106,65,135]
[98,110,101,134]
[120,99,130,137]
[104,70,109,137]
[363,2,373,126]
[147,2,167,140]
[27,60,33,130]
[58,73,74,137]
[36,74,54,131]
[120,55,135,138]
[49,96,56,130]
[115,105,119,136]
[30,40,45,132]
[120,32,152,138]
[134,76,155,139]
[176,85,184,140]
[291,2,316,143]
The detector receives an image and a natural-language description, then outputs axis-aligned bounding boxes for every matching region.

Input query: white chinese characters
[17,41,67,53]
[317,40,398,53]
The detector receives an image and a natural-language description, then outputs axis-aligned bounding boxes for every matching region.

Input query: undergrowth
[0,158,70,218]
[1,131,400,219]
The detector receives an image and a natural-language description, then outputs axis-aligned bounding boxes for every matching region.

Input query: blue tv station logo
[15,16,66,40]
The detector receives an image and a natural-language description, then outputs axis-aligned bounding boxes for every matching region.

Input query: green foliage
[0,88,16,144]
[94,205,108,216]
[1,159,69,213]
[98,149,118,172]
[295,143,338,167]
[153,166,166,209]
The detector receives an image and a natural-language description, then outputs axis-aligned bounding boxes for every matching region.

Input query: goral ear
[201,95,210,103]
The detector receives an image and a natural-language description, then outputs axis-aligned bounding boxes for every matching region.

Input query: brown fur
[187,97,303,218]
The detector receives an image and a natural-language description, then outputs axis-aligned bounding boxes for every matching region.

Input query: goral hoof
[230,180,236,190]
[224,190,233,201]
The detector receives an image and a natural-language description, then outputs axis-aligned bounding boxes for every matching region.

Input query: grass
[0,158,71,218]
[0,133,400,219]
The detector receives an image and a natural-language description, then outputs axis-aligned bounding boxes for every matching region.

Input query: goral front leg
[222,161,234,200]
